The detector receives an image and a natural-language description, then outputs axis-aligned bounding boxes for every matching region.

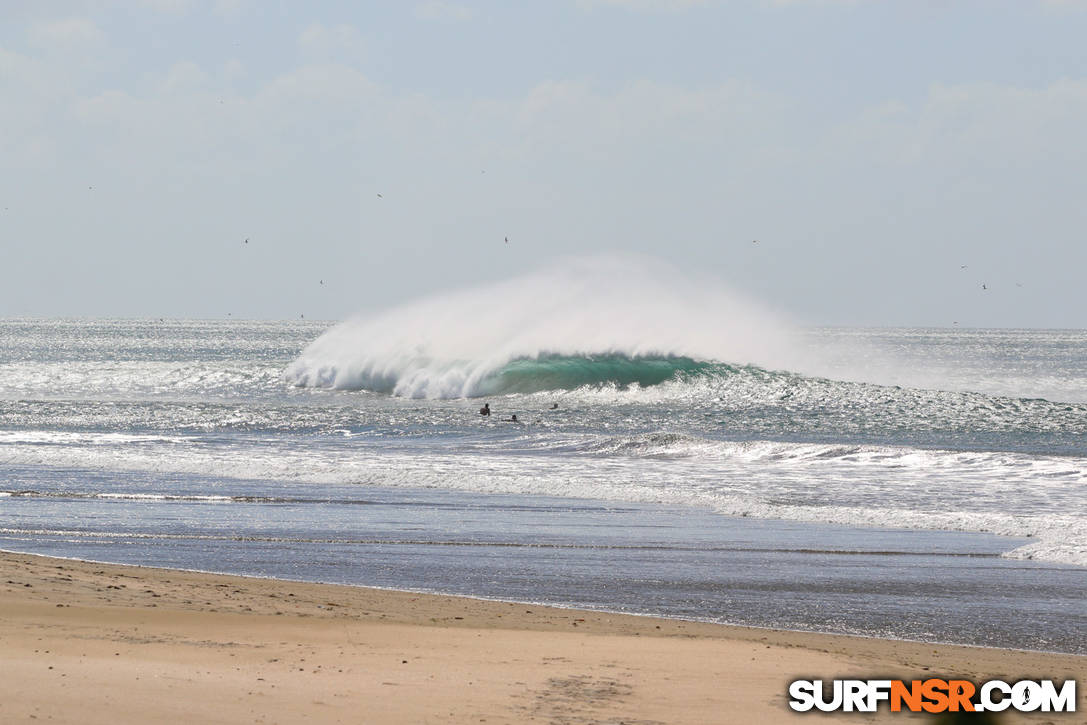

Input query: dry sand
[0,550,1082,724]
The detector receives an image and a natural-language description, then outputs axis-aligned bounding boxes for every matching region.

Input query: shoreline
[2,550,1083,724]
[5,548,1082,659]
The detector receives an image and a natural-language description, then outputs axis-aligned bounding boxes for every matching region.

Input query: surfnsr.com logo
[788,678,1077,713]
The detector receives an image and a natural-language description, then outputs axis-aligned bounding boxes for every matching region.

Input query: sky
[2,0,1086,327]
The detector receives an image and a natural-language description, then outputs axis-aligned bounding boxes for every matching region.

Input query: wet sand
[0,550,1082,724]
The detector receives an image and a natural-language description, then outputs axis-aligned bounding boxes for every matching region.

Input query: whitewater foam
[3,426,1084,566]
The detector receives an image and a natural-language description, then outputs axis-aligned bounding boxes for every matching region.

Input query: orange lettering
[891,680,923,712]
[948,680,976,711]
[921,679,950,713]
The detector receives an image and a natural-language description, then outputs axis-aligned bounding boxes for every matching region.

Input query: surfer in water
[505,414,519,422]
[479,403,490,416]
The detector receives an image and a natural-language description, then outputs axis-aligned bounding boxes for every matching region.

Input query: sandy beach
[0,551,1082,724]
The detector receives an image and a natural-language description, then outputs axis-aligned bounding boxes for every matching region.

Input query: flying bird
[982,284,988,290]
[504,236,509,244]
[376,193,383,198]
[244,238,249,244]
[960,265,968,269]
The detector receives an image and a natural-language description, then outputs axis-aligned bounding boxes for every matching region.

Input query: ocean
[2,299,1085,653]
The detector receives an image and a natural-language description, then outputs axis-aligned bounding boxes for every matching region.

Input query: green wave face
[478,354,729,395]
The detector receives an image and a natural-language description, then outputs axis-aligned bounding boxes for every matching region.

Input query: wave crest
[289,353,729,397]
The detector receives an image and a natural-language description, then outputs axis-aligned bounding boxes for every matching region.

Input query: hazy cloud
[414,1,474,21]
[298,22,365,64]
[133,0,193,13]
[2,1,1085,324]
[26,16,106,49]
[577,0,709,10]
[212,0,250,18]
[578,0,864,9]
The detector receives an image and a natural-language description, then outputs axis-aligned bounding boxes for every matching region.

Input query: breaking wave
[286,256,796,398]
[290,352,738,397]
